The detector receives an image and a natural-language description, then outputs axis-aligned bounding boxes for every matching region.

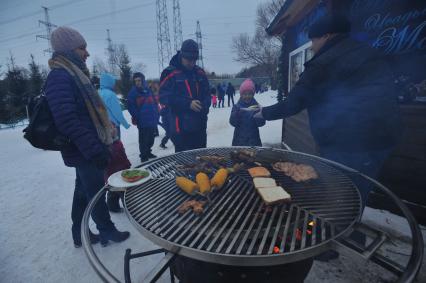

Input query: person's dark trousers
[227,95,234,107]
[171,130,207,153]
[320,147,393,247]
[161,134,170,147]
[71,162,115,237]
[158,121,170,146]
[320,147,393,208]
[138,127,156,159]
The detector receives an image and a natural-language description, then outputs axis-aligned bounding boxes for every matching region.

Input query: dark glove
[90,149,110,170]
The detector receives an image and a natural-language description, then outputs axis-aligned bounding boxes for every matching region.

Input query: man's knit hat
[308,14,351,39]
[239,79,255,95]
[180,39,199,60]
[51,26,87,52]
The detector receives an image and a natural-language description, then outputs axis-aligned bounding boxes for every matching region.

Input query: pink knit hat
[239,79,255,94]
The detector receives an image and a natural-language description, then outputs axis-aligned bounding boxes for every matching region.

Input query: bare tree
[231,0,285,83]
[132,62,146,74]
[92,56,109,74]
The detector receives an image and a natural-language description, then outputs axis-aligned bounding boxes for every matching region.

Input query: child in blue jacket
[229,79,265,146]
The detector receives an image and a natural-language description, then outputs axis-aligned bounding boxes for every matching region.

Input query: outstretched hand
[253,106,264,120]
[190,100,203,112]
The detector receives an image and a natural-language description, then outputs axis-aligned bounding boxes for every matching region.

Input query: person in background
[217,83,225,108]
[211,87,217,108]
[226,82,235,107]
[159,103,171,149]
[149,81,161,137]
[98,73,131,212]
[45,26,130,247]
[230,79,265,146]
[159,39,211,152]
[127,72,159,162]
[99,73,130,139]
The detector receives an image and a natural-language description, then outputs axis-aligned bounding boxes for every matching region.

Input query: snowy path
[1,90,424,282]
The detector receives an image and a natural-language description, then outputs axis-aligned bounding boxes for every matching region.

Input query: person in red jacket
[159,39,211,152]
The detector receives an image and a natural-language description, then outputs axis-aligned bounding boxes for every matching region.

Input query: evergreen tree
[116,44,132,97]
[28,54,44,97]
[4,53,28,123]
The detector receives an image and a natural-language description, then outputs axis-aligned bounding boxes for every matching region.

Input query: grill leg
[123,248,167,283]
[169,268,175,283]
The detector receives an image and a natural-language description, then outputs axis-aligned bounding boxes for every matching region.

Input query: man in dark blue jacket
[256,15,401,205]
[128,72,159,162]
[159,39,211,152]
[45,26,129,247]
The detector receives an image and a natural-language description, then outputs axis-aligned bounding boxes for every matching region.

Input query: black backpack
[23,93,71,151]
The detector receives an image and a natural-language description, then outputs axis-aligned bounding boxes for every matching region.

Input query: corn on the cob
[196,172,211,195]
[176,176,199,195]
[210,168,228,190]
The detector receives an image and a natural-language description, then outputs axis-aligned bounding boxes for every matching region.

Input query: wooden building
[266,0,426,223]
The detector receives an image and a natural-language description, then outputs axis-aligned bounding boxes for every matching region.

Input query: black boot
[107,191,122,213]
[72,228,100,248]
[147,153,157,159]
[100,229,130,247]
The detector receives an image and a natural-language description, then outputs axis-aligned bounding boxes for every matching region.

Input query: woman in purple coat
[45,26,130,247]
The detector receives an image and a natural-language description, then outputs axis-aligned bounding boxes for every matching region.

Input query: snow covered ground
[0,90,424,282]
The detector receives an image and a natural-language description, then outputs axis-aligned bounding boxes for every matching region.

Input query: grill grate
[124,147,361,266]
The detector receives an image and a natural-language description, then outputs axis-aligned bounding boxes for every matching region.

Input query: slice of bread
[248,166,271,178]
[253,177,276,189]
[256,186,291,205]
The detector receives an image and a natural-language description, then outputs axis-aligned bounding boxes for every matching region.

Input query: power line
[196,20,204,69]
[36,6,57,54]
[172,0,183,52]
[0,1,155,44]
[156,0,172,74]
[0,0,84,26]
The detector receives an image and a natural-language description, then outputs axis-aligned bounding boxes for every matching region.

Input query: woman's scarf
[49,54,113,145]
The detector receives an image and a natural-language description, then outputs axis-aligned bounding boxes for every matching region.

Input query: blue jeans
[71,162,115,236]
[320,147,393,208]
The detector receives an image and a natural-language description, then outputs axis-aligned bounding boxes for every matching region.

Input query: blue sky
[0,0,261,79]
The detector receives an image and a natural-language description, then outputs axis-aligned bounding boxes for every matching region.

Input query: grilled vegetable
[210,168,228,189]
[196,172,211,195]
[176,177,199,195]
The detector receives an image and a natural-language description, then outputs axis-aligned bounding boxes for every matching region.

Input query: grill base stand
[171,255,313,283]
[124,248,176,283]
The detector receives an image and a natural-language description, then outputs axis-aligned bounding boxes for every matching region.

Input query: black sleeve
[262,63,325,121]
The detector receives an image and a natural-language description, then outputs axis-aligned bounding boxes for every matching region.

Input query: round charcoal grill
[81,147,424,283]
[124,147,361,266]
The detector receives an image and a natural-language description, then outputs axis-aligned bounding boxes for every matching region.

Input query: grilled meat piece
[178,200,207,215]
[192,201,207,215]
[178,200,197,214]
[272,162,318,182]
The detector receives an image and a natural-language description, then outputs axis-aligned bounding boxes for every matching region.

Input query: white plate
[107,169,152,189]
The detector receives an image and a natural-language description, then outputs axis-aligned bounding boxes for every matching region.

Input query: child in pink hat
[229,79,265,146]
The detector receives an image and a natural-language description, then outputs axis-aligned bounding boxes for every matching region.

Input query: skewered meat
[177,200,207,214]
[272,162,318,182]
[176,154,227,175]
[230,149,256,164]
[196,154,227,167]
[176,162,214,174]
